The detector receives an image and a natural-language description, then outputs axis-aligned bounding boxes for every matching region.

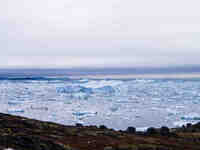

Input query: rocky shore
[0,113,200,150]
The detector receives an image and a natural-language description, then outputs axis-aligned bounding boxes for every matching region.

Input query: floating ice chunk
[80,87,93,94]
[56,87,66,93]
[76,120,84,124]
[72,92,90,100]
[7,108,25,113]
[135,79,154,83]
[136,127,148,131]
[150,107,161,111]
[8,101,21,105]
[46,98,57,101]
[57,84,117,97]
[56,85,93,94]
[173,121,191,127]
[72,111,98,117]
[110,106,119,112]
[30,105,48,111]
[175,105,185,109]
[82,80,123,89]
[56,86,78,93]
[79,79,89,83]
[181,113,200,121]
[73,112,87,116]
[55,85,93,99]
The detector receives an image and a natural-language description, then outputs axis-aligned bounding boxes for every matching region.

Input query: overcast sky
[1,0,200,68]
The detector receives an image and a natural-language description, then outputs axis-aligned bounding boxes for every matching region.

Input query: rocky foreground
[0,113,200,150]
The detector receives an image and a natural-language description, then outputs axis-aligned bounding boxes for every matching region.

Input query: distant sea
[0,67,200,130]
[1,66,200,77]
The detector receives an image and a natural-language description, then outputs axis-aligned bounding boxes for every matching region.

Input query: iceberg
[56,84,116,97]
[72,92,90,100]
[56,85,93,100]
[56,85,93,94]
[93,86,116,95]
[109,105,119,112]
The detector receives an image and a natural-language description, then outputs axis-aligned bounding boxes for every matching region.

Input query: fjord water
[0,68,200,130]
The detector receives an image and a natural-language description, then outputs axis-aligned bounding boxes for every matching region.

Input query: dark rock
[160,126,170,136]
[76,123,83,127]
[126,127,136,134]
[99,125,107,130]
[146,127,158,135]
[88,125,97,129]
[186,123,192,128]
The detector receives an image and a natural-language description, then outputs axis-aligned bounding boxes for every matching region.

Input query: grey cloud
[1,0,200,67]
